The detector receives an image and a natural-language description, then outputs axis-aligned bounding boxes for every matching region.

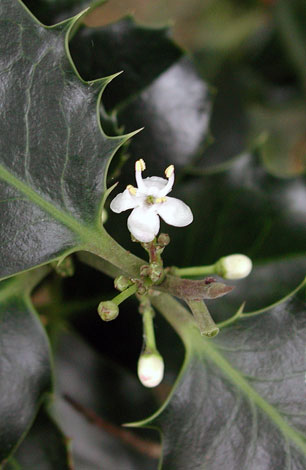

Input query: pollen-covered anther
[135,159,146,172]
[155,197,166,203]
[165,164,174,178]
[126,184,137,195]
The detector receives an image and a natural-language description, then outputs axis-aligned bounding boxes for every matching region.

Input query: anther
[126,184,137,195]
[135,159,146,172]
[165,164,174,178]
[155,197,166,203]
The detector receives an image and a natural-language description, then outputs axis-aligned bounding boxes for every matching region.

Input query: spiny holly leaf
[23,0,91,24]
[3,408,71,470]
[137,294,306,469]
[69,16,212,173]
[70,16,183,108]
[0,270,52,464]
[0,0,130,280]
[164,151,306,269]
[212,255,306,320]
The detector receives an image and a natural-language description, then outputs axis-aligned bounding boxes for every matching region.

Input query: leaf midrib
[194,334,306,455]
[0,162,101,246]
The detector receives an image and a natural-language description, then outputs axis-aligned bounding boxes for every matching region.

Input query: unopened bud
[149,262,163,283]
[114,275,132,292]
[97,301,119,321]
[215,254,252,280]
[157,233,170,247]
[140,265,151,277]
[53,257,74,277]
[137,352,164,388]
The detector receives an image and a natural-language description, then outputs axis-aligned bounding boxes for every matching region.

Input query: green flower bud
[114,275,132,292]
[149,262,163,283]
[97,301,119,321]
[157,233,170,246]
[137,352,164,388]
[53,256,74,277]
[215,254,252,280]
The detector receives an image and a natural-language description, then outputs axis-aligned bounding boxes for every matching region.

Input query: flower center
[146,195,166,205]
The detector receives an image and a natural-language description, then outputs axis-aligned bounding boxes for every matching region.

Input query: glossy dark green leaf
[3,408,71,470]
[192,64,249,168]
[70,17,183,107]
[164,151,306,268]
[0,0,129,280]
[140,295,306,469]
[23,0,91,25]
[0,271,52,463]
[69,17,212,173]
[211,255,306,320]
[54,332,158,469]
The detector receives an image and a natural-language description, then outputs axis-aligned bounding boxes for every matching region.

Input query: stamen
[135,159,146,192]
[127,184,137,195]
[135,159,146,172]
[159,164,175,197]
[165,165,174,178]
[155,197,166,203]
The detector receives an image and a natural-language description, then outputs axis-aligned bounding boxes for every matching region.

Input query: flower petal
[142,176,168,197]
[110,189,139,213]
[127,207,160,242]
[157,197,193,227]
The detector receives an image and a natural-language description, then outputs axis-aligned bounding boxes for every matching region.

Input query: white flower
[137,352,164,388]
[110,159,193,242]
[215,254,253,280]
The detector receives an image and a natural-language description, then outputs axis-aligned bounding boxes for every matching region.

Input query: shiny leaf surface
[141,295,306,469]
[69,17,212,173]
[3,408,71,470]
[0,0,126,280]
[0,272,51,463]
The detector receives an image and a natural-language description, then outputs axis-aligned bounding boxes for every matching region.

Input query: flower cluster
[110,159,193,242]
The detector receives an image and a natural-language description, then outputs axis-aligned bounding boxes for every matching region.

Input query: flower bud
[215,254,252,280]
[157,233,170,247]
[137,352,164,388]
[97,301,119,321]
[53,256,74,277]
[149,262,163,283]
[114,275,132,292]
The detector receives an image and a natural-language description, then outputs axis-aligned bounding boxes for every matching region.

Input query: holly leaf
[69,16,212,172]
[3,408,71,470]
[23,0,92,24]
[0,0,133,280]
[165,151,306,268]
[0,270,52,464]
[135,293,306,469]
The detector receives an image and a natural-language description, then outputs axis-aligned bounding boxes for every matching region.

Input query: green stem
[112,283,137,306]
[174,264,216,277]
[142,307,157,352]
[187,300,219,338]
[217,275,306,329]
[217,303,245,329]
[88,228,144,278]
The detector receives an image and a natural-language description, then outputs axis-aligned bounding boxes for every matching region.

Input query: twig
[63,394,161,460]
